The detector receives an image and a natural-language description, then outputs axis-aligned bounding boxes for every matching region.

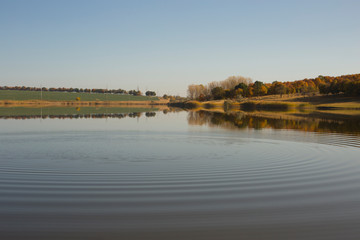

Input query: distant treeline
[188,74,360,100]
[0,86,157,96]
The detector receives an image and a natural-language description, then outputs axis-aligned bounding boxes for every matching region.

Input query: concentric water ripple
[1,116,360,239]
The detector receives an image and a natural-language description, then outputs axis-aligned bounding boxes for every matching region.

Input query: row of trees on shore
[188,74,360,100]
[0,86,158,97]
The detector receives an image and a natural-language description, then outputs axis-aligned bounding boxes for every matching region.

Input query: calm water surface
[1,108,360,239]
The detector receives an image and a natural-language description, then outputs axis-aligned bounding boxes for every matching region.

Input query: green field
[0,106,158,117]
[0,90,159,101]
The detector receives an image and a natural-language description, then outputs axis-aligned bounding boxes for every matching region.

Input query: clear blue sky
[1,0,359,96]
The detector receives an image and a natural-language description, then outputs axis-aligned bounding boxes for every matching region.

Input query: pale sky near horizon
[1,0,359,96]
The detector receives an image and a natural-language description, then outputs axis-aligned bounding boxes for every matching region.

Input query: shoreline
[169,95,360,111]
[0,99,170,107]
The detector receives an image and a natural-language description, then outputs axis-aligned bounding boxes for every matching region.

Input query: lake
[1,107,360,240]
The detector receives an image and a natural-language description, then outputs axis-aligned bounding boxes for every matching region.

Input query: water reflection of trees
[0,112,158,120]
[145,112,156,117]
[0,106,185,120]
[188,110,360,134]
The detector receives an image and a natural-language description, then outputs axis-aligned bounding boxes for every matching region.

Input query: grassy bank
[240,101,313,111]
[249,94,360,110]
[175,94,360,111]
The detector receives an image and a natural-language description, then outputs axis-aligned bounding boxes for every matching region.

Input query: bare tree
[187,84,207,99]
[220,76,253,90]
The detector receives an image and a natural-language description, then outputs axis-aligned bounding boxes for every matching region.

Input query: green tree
[211,87,225,100]
[253,81,267,96]
[234,83,249,97]
[274,82,287,98]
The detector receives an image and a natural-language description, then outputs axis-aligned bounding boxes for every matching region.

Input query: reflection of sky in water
[1,110,360,240]
[2,110,360,149]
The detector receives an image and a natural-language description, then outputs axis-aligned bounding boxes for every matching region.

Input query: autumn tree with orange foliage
[187,73,360,101]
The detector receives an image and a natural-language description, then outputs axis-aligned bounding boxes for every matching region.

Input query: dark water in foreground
[1,108,360,239]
